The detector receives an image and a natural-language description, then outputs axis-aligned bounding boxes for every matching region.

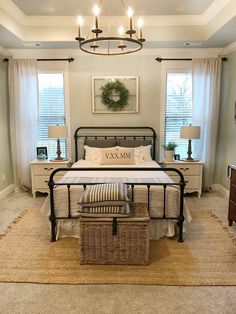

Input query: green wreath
[100,80,129,111]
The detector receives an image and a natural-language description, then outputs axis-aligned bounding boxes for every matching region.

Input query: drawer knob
[185,180,189,183]
[180,167,189,171]
[44,167,54,171]
[44,180,49,183]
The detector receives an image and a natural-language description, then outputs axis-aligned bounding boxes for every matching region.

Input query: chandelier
[75,0,145,56]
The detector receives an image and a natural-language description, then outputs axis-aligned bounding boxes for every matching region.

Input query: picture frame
[36,146,48,158]
[92,76,139,113]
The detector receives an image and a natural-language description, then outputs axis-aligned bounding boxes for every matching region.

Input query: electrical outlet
[2,173,5,181]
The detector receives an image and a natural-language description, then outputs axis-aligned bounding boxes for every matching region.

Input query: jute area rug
[0,209,235,286]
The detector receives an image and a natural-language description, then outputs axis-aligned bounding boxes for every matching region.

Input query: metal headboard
[74,126,157,162]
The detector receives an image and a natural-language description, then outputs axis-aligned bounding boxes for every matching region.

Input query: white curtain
[192,58,221,191]
[8,59,38,191]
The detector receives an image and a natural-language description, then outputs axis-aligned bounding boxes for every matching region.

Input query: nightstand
[162,160,203,198]
[30,159,71,198]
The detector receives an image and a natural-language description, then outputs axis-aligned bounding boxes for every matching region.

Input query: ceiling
[11,0,214,16]
[0,0,236,54]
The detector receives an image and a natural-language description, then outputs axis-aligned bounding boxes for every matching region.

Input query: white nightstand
[30,159,71,198]
[161,160,203,198]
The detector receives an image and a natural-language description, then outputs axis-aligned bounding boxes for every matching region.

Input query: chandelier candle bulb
[93,4,100,29]
[138,18,144,41]
[127,7,133,30]
[77,15,83,38]
[118,26,126,48]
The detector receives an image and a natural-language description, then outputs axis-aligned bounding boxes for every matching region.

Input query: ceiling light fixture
[75,0,145,56]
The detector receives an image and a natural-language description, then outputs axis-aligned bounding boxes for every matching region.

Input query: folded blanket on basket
[78,183,131,217]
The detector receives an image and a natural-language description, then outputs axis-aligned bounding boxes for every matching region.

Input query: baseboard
[212,184,229,199]
[0,184,15,200]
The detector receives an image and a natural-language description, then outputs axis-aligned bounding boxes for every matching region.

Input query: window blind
[164,72,193,157]
[37,73,67,159]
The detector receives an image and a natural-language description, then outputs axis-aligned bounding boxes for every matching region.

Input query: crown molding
[0,0,25,24]
[7,47,222,59]
[203,0,232,23]
[0,46,10,56]
[220,41,236,55]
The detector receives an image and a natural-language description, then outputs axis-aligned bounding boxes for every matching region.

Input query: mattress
[41,160,191,240]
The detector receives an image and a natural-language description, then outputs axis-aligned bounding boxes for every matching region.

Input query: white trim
[0,0,25,24]
[212,184,229,199]
[7,47,223,59]
[0,184,15,200]
[203,0,232,23]
[37,62,72,161]
[220,41,236,55]
[0,46,10,56]
[159,62,192,161]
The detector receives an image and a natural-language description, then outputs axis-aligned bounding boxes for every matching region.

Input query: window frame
[37,61,71,160]
[159,61,192,161]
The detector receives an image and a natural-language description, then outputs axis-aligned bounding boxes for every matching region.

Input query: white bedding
[41,160,191,240]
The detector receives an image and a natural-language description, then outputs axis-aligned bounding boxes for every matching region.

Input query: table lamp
[180,125,200,161]
[48,125,68,160]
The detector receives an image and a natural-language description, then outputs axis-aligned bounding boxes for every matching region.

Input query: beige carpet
[0,208,235,286]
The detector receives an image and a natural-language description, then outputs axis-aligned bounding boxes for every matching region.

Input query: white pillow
[141,145,152,162]
[84,145,101,162]
[117,145,152,162]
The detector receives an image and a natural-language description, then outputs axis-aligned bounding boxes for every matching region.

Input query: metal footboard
[48,167,185,242]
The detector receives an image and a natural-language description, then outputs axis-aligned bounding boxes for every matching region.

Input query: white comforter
[41,160,191,240]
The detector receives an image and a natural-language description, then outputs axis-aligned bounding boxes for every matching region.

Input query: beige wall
[0,57,13,192]
[69,55,161,160]
[214,50,236,189]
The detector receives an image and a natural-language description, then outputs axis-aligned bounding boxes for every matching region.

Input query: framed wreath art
[92,76,139,113]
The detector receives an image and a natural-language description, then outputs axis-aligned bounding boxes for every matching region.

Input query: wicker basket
[79,203,150,265]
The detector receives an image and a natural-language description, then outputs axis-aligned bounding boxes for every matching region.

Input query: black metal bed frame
[74,126,157,161]
[48,126,186,242]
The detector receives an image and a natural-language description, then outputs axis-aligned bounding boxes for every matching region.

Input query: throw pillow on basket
[78,182,131,217]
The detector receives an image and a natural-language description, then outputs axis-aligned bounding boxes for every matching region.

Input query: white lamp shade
[48,125,68,138]
[180,126,200,139]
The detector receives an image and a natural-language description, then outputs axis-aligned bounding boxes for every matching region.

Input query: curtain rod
[156,57,228,62]
[2,57,75,63]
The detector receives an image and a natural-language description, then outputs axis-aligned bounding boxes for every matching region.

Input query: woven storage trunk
[79,203,150,265]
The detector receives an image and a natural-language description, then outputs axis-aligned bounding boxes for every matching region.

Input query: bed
[41,126,191,242]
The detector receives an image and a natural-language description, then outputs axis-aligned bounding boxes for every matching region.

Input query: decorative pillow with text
[101,147,135,165]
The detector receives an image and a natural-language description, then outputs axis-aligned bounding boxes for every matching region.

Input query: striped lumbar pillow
[78,183,130,217]
[79,183,129,204]
[79,203,131,217]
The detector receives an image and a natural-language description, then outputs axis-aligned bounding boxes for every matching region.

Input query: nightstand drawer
[34,176,63,189]
[169,175,199,189]
[167,164,200,176]
[33,164,66,176]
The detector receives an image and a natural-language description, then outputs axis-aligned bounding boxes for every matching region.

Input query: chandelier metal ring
[79,37,143,56]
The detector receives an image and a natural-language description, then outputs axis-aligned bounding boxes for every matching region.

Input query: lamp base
[180,158,199,162]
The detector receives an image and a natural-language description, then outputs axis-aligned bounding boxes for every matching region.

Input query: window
[162,70,193,158]
[37,71,69,160]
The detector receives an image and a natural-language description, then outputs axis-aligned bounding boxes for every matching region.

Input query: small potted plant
[163,142,178,161]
